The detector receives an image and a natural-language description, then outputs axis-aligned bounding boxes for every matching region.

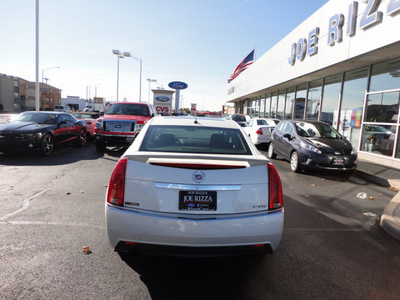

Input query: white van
[54,105,72,112]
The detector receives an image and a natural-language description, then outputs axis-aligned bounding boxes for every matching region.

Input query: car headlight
[96,121,102,130]
[35,132,43,139]
[300,141,322,154]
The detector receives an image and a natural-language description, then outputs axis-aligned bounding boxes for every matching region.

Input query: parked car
[94,102,155,151]
[0,111,87,156]
[54,105,72,112]
[84,102,105,113]
[71,112,99,139]
[243,118,278,146]
[225,114,250,127]
[105,116,284,257]
[268,120,357,172]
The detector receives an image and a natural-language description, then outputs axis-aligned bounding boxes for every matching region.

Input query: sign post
[152,89,175,115]
[168,81,188,113]
[191,103,197,115]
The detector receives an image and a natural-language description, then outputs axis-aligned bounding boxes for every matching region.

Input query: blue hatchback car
[267,120,358,172]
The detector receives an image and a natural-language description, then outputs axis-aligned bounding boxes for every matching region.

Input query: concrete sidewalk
[356,160,400,242]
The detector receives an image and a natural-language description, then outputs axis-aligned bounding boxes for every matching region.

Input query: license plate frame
[179,190,217,211]
[333,157,345,165]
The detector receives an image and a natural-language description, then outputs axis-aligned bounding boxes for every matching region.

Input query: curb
[380,192,400,242]
[355,169,400,242]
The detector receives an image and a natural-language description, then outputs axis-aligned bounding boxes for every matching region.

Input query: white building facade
[227,0,400,168]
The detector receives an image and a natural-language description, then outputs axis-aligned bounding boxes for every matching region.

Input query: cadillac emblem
[192,171,205,183]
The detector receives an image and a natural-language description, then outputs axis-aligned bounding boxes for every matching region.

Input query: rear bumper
[253,135,270,145]
[106,205,284,256]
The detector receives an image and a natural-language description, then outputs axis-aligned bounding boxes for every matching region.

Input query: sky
[0,0,329,112]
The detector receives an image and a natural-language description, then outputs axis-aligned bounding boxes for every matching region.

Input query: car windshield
[13,112,57,124]
[295,122,342,139]
[140,125,252,155]
[232,115,246,122]
[106,103,149,116]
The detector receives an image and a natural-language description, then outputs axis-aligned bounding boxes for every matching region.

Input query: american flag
[228,50,254,83]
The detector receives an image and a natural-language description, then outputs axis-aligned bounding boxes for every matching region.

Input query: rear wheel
[290,151,301,173]
[267,143,277,159]
[40,133,54,156]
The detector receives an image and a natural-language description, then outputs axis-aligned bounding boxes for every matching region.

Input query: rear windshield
[140,125,252,155]
[232,115,246,122]
[257,119,269,125]
[106,103,149,116]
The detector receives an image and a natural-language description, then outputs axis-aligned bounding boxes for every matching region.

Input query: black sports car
[267,120,357,172]
[0,111,87,156]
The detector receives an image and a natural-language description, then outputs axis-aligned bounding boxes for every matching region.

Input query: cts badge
[192,171,205,183]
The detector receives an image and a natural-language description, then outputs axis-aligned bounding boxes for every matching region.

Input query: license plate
[333,158,344,165]
[179,190,217,211]
[126,137,135,143]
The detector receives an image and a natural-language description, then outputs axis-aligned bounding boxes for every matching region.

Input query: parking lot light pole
[131,55,143,102]
[35,0,40,111]
[112,50,131,102]
[147,78,157,103]
[42,66,60,83]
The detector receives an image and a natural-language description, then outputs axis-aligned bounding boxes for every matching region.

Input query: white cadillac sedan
[106,116,284,257]
[243,118,279,147]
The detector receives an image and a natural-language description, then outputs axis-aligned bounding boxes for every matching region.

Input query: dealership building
[227,0,400,168]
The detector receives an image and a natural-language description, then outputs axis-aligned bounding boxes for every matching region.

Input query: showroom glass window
[285,88,295,119]
[270,93,278,118]
[265,94,271,118]
[362,57,400,157]
[370,57,400,92]
[340,67,369,149]
[260,95,266,118]
[321,74,342,126]
[277,90,286,120]
[294,83,307,120]
[247,99,255,117]
[254,97,260,117]
[307,80,322,120]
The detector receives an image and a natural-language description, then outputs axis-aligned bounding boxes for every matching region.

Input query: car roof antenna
[194,111,198,124]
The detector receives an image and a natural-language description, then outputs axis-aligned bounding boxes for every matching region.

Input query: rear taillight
[268,163,283,210]
[107,157,127,206]
[256,128,263,135]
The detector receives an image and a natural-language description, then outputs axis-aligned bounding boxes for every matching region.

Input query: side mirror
[283,133,292,140]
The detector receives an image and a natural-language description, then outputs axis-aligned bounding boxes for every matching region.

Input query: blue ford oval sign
[168,81,188,90]
[155,96,170,102]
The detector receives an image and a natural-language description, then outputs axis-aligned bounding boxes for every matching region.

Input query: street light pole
[147,78,157,103]
[112,50,142,102]
[35,0,40,112]
[112,50,131,102]
[131,55,143,102]
[42,66,60,83]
